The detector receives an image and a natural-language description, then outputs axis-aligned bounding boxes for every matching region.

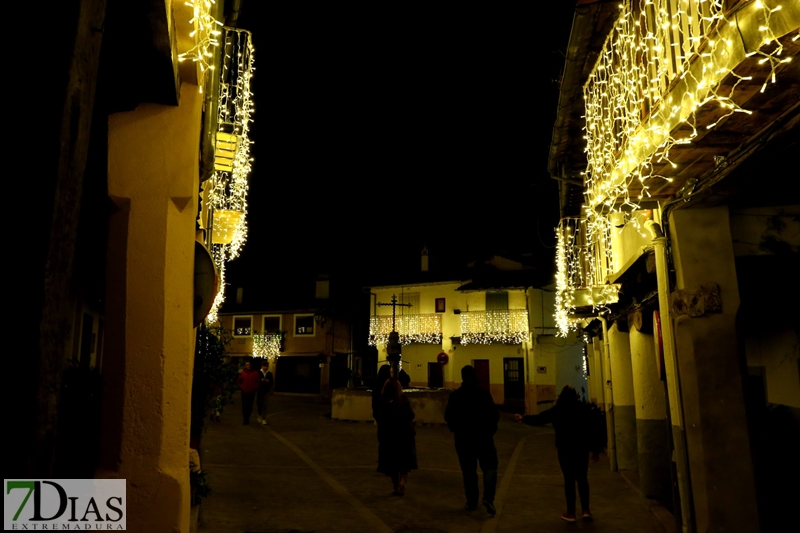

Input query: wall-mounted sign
[536,366,547,374]
[436,352,449,365]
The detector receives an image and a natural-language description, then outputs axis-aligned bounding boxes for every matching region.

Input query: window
[233,315,253,337]
[486,291,509,310]
[294,314,315,336]
[262,315,282,334]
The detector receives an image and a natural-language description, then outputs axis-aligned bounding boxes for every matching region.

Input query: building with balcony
[366,252,587,412]
[548,2,799,532]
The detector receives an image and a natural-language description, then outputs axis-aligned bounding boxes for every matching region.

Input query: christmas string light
[253,334,282,360]
[554,0,797,336]
[460,310,530,345]
[204,27,256,324]
[368,314,443,346]
[555,216,621,337]
[583,0,797,214]
[178,0,223,93]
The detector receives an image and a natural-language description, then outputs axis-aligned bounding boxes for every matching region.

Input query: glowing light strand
[555,0,797,335]
[205,28,256,324]
[554,217,616,337]
[178,0,223,93]
[368,314,443,346]
[583,0,796,214]
[253,334,282,360]
[459,310,530,345]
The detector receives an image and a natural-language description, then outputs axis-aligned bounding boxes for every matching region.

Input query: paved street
[197,394,672,533]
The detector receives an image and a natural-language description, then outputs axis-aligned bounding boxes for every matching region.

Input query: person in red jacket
[236,359,261,425]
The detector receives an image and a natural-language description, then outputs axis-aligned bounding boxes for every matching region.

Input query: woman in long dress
[376,377,417,495]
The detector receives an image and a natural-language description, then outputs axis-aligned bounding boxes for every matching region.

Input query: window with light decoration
[262,315,282,334]
[232,315,252,337]
[294,314,315,336]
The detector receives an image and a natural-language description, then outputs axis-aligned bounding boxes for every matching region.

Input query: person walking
[514,384,603,522]
[444,365,500,515]
[371,364,392,421]
[256,360,273,425]
[376,377,417,496]
[236,359,261,425]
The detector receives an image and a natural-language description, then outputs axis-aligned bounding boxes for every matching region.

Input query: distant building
[365,249,586,412]
[215,275,363,399]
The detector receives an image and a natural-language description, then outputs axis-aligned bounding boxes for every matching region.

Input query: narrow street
[197,394,670,533]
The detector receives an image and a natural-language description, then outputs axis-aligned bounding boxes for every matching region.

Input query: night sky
[226,3,576,295]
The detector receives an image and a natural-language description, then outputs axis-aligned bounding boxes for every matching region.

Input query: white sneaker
[261,419,267,425]
[256,416,262,423]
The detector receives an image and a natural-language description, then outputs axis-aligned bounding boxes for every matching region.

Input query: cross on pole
[377,294,412,332]
[376,294,412,376]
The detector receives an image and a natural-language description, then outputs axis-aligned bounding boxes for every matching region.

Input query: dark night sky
[225,3,576,296]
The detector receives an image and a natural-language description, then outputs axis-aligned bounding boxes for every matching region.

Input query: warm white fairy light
[583,0,797,214]
[204,27,256,323]
[460,310,530,345]
[555,216,619,337]
[555,0,797,335]
[368,314,443,346]
[253,334,282,360]
[178,0,223,93]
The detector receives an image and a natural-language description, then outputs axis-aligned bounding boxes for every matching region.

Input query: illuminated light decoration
[582,0,798,216]
[368,314,443,346]
[459,310,530,345]
[555,217,620,337]
[203,27,256,324]
[253,334,282,360]
[210,209,244,244]
[554,0,797,336]
[178,0,223,93]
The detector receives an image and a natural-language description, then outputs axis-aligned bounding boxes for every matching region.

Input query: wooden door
[474,359,490,393]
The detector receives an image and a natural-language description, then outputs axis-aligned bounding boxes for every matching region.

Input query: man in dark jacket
[445,365,500,515]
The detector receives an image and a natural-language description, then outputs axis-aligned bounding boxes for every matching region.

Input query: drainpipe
[644,219,692,533]
[598,315,617,472]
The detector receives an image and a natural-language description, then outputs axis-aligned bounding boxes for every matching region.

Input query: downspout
[645,219,692,533]
[598,315,617,472]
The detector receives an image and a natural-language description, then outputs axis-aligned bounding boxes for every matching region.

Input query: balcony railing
[459,310,529,345]
[555,217,621,337]
[253,334,282,360]
[368,314,442,346]
[583,0,797,211]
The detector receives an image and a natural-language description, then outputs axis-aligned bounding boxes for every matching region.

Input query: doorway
[428,362,443,388]
[473,359,490,394]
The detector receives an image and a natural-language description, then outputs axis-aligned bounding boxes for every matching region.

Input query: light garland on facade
[460,310,530,345]
[583,0,797,214]
[204,27,256,324]
[555,217,618,337]
[178,0,223,93]
[253,334,282,360]
[368,314,443,346]
[554,0,798,336]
